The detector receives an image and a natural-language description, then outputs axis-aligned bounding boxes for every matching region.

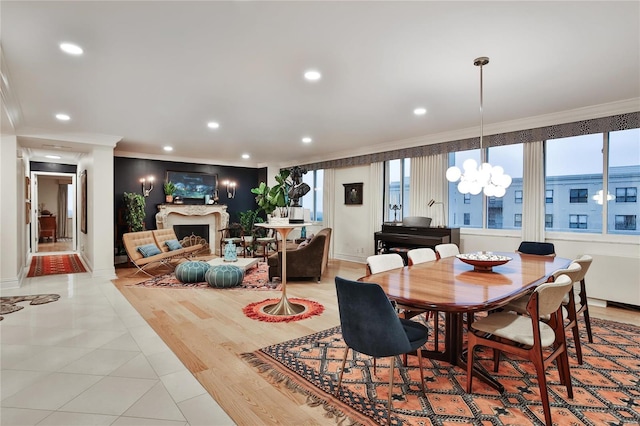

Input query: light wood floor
[112,259,639,425]
[37,239,73,252]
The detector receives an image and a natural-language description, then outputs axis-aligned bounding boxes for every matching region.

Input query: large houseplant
[123,192,146,232]
[251,169,291,220]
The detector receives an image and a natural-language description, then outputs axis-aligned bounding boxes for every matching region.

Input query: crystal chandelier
[446,57,512,197]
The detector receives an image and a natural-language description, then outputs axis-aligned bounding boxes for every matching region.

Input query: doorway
[31,172,77,254]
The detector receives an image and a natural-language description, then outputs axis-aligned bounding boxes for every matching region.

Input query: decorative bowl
[456,252,512,272]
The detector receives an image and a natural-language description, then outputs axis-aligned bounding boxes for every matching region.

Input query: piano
[374,216,460,255]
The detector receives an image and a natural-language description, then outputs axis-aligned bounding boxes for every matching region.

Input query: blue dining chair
[334,276,429,422]
[517,241,556,256]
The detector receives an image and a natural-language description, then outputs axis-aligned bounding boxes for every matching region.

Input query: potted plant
[123,192,146,232]
[163,181,177,203]
[251,169,291,223]
[238,209,265,255]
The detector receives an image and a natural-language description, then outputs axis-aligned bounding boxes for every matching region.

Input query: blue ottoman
[175,261,210,283]
[206,264,245,288]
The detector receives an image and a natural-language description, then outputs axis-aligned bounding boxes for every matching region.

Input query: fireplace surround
[155,204,229,256]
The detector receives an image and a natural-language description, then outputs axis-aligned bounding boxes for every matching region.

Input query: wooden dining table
[358,251,572,392]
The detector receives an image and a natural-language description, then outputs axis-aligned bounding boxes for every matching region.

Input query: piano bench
[388,247,410,265]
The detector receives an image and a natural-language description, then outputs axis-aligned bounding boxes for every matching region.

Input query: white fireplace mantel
[155,204,229,255]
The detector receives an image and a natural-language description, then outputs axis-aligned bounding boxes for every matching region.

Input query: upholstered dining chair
[466,274,575,426]
[334,276,429,423]
[407,248,437,266]
[569,255,594,352]
[434,243,460,259]
[366,253,404,275]
[501,262,587,364]
[517,241,556,257]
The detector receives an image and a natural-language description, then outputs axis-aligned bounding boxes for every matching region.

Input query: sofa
[267,228,332,282]
[122,229,203,276]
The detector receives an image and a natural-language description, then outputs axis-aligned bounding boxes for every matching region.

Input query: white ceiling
[2,1,639,167]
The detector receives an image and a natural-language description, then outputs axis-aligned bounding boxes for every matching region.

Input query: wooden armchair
[38,215,57,242]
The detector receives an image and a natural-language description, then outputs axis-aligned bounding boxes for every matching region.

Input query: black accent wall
[114,156,266,252]
[31,161,77,173]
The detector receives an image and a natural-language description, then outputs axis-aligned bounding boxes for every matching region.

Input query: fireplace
[155,204,229,255]
[174,224,209,242]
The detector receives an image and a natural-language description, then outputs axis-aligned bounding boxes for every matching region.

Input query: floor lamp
[428,199,446,228]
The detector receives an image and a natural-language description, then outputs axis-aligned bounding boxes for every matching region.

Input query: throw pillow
[297,240,309,249]
[138,243,162,258]
[165,239,183,251]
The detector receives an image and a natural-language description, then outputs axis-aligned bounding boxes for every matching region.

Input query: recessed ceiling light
[413,107,427,116]
[55,113,70,121]
[163,146,173,152]
[207,121,220,129]
[302,137,312,143]
[60,43,83,55]
[304,70,322,81]
[242,154,250,159]
[45,155,61,159]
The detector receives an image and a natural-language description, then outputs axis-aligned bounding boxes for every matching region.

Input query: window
[570,189,588,203]
[67,184,74,218]
[385,159,410,221]
[569,214,587,229]
[448,150,482,228]
[463,213,470,225]
[464,194,470,204]
[300,169,323,221]
[615,215,636,230]
[514,214,522,227]
[515,190,523,204]
[615,187,637,203]
[545,190,553,204]
[608,129,640,235]
[546,134,602,232]
[545,214,553,228]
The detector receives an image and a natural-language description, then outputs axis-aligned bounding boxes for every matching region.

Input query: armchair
[267,228,331,282]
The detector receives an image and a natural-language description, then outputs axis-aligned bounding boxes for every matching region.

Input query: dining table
[358,251,572,392]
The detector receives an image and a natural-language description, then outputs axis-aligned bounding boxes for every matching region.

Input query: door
[31,172,77,253]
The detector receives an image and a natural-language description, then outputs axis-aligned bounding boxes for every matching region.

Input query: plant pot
[165,195,174,203]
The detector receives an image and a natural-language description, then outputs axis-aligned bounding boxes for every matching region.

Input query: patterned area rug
[0,294,61,320]
[132,261,282,291]
[27,254,87,277]
[242,317,640,425]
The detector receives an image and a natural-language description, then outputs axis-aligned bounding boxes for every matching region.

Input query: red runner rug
[242,317,640,425]
[27,254,87,277]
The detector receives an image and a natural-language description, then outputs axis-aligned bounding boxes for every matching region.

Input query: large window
[300,169,324,222]
[608,128,640,235]
[486,144,523,229]
[545,134,603,232]
[386,159,410,221]
[448,150,482,228]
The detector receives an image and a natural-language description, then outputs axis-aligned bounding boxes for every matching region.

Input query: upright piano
[374,216,460,255]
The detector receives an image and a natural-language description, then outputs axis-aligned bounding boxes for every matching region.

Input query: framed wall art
[343,182,363,205]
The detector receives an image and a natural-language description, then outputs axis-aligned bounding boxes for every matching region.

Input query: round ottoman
[175,261,210,283]
[206,264,245,288]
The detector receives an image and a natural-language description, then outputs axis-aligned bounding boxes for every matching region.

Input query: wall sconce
[140,176,154,197]
[222,180,236,199]
[428,199,446,228]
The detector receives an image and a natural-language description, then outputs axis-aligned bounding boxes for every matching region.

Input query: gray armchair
[268,228,331,282]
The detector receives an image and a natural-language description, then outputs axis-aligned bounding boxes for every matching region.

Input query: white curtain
[322,168,335,260]
[57,184,68,238]
[369,162,384,253]
[522,141,545,241]
[409,153,448,227]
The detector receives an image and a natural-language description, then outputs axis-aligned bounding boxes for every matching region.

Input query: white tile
[10,346,94,372]
[58,329,129,349]
[1,344,46,369]
[100,333,140,352]
[178,393,235,426]
[0,369,49,400]
[36,411,117,426]
[59,348,139,375]
[60,376,157,415]
[110,417,187,426]
[159,371,206,403]
[123,382,186,421]
[1,372,102,410]
[147,351,186,377]
[110,354,158,379]
[0,407,52,426]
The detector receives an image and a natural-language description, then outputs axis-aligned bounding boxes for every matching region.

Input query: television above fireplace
[166,171,218,202]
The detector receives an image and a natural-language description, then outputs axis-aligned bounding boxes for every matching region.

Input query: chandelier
[446,57,512,197]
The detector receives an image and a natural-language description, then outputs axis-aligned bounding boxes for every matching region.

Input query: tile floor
[1,271,235,426]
